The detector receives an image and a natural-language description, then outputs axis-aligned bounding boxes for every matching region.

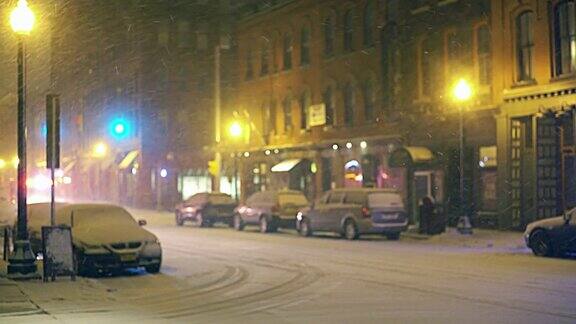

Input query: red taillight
[362,207,371,218]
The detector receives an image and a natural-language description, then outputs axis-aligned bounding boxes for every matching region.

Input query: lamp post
[228,122,244,202]
[452,79,473,235]
[7,0,39,279]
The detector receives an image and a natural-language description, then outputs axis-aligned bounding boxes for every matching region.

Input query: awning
[118,150,139,169]
[388,146,436,168]
[271,159,302,172]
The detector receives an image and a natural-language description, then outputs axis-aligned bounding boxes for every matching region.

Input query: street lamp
[7,0,39,279]
[92,142,108,158]
[452,78,473,235]
[228,121,243,138]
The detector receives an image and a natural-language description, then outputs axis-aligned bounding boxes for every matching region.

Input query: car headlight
[296,212,303,221]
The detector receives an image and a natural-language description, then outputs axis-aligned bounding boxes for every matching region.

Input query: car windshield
[209,194,235,205]
[368,193,404,208]
[71,207,137,227]
[278,193,308,206]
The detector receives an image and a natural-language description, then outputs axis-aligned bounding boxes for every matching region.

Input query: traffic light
[208,160,219,176]
[109,118,131,140]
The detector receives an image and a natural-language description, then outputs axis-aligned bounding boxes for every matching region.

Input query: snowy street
[1,209,576,323]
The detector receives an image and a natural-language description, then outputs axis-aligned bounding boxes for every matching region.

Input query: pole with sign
[46,94,60,226]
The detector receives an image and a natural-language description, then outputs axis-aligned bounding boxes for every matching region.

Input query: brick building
[492,0,576,229]
[227,0,496,224]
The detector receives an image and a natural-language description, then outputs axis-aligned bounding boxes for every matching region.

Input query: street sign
[46,94,60,169]
[42,226,76,282]
[309,103,326,127]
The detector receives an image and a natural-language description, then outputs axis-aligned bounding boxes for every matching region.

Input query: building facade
[492,0,576,229]
[227,0,496,224]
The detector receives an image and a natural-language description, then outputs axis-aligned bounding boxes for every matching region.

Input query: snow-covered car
[233,190,309,233]
[175,192,237,227]
[296,188,408,240]
[27,203,162,275]
[0,198,16,232]
[524,208,576,257]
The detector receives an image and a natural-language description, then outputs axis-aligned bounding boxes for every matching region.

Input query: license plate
[120,254,137,262]
[381,213,399,220]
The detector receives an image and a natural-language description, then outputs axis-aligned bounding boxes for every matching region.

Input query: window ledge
[550,73,576,83]
[511,79,537,89]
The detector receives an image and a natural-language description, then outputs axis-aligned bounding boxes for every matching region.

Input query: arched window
[300,26,311,65]
[516,11,534,82]
[419,37,433,98]
[324,17,335,56]
[323,86,335,126]
[343,82,355,126]
[363,1,375,46]
[476,24,491,85]
[283,95,292,132]
[553,1,576,76]
[283,32,293,70]
[299,91,311,130]
[343,9,354,51]
[363,79,376,122]
[260,38,270,76]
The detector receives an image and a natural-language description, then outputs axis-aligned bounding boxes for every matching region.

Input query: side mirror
[138,219,147,226]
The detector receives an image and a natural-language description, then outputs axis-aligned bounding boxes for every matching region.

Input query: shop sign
[309,104,326,127]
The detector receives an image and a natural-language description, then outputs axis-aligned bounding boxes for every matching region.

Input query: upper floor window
[343,82,355,126]
[363,2,375,47]
[300,26,311,66]
[419,37,433,98]
[299,91,311,130]
[324,17,335,56]
[446,30,463,81]
[283,96,292,132]
[323,86,335,126]
[245,48,254,80]
[516,11,534,82]
[177,21,190,48]
[363,79,376,122]
[476,24,492,85]
[260,40,270,76]
[553,1,576,76]
[344,10,354,52]
[283,32,293,70]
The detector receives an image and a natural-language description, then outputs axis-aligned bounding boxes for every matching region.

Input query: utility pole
[213,44,221,192]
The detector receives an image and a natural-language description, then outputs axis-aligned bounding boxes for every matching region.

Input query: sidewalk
[0,260,45,318]
[403,226,528,252]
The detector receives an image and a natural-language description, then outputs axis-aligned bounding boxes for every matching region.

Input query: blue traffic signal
[109,118,131,140]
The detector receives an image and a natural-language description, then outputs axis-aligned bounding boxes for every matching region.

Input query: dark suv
[296,188,408,240]
[175,192,237,227]
[233,190,309,233]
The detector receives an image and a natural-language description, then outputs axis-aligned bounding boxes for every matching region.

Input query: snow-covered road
[3,209,576,323]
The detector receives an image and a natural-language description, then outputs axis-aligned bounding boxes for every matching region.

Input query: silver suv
[296,188,408,240]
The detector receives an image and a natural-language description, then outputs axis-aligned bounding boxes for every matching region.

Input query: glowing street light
[10,0,35,35]
[8,0,39,279]
[229,121,243,138]
[451,78,474,235]
[0,159,6,169]
[453,78,473,103]
[92,142,108,158]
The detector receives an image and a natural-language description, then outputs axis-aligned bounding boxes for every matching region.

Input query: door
[413,171,433,224]
[318,191,344,231]
[309,192,330,228]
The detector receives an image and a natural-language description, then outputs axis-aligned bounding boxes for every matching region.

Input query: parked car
[233,190,309,233]
[296,188,408,240]
[524,207,576,257]
[175,192,237,227]
[27,203,162,275]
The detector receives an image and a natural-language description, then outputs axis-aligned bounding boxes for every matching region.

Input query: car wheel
[175,212,184,226]
[530,230,554,257]
[233,214,244,231]
[259,216,270,233]
[145,263,161,274]
[194,213,205,228]
[299,218,313,237]
[386,232,401,241]
[343,220,359,240]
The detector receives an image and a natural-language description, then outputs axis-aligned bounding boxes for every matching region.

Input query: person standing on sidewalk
[419,196,435,235]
